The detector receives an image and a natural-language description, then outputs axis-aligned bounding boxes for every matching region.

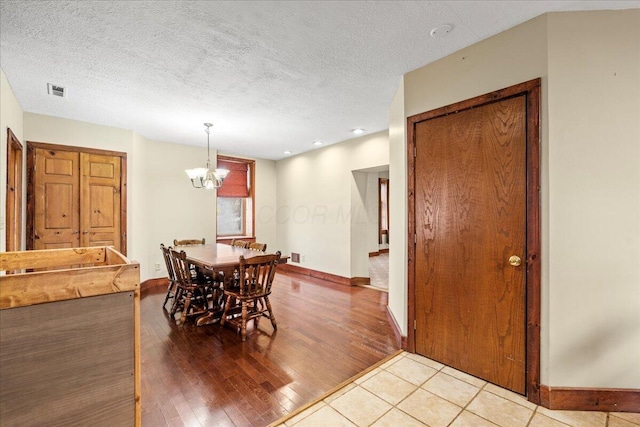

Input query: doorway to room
[368,252,389,290]
[5,128,23,252]
[370,175,389,290]
[350,165,389,290]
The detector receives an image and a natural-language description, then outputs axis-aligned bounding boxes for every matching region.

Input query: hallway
[369,253,389,291]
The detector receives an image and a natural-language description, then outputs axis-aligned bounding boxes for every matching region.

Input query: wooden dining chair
[230,239,249,249]
[173,238,205,246]
[173,237,210,282]
[169,249,210,324]
[160,244,178,308]
[220,251,281,341]
[248,242,267,251]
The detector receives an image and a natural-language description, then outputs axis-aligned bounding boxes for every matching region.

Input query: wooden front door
[413,93,528,394]
[28,143,126,253]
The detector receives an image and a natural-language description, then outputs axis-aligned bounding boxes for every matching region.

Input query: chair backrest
[173,238,205,246]
[231,239,249,249]
[248,242,267,251]
[238,251,281,297]
[160,244,177,282]
[169,248,194,289]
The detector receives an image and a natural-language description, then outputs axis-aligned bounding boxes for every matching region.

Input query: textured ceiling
[1,1,637,160]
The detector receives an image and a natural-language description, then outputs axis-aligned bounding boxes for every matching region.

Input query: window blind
[217,159,249,198]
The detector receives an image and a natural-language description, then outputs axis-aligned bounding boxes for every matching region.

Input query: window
[216,156,254,238]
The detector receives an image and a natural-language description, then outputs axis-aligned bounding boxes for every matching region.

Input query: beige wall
[276,131,389,278]
[388,76,406,331]
[0,69,25,252]
[390,10,639,389]
[245,156,278,253]
[143,137,218,280]
[350,171,372,278]
[546,10,640,388]
[130,131,148,272]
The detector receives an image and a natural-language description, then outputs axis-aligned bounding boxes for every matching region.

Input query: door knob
[509,255,522,267]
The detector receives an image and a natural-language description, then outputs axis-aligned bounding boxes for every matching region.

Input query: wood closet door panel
[80,153,121,250]
[33,149,80,249]
[414,95,527,394]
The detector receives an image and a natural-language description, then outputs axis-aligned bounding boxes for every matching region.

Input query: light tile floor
[273,352,640,427]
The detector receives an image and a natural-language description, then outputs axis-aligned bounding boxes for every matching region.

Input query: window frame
[216,155,255,240]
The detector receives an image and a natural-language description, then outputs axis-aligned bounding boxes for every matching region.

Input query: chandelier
[185,123,229,189]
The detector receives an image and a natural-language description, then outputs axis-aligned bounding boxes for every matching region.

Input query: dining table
[179,243,281,326]
[183,243,265,272]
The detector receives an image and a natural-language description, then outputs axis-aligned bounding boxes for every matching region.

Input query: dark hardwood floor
[141,271,399,427]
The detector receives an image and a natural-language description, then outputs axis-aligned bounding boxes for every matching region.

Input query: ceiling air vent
[47,83,66,98]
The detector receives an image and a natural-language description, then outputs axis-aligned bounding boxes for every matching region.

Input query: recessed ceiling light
[313,141,323,146]
[430,24,454,38]
[352,129,364,135]
[284,150,292,155]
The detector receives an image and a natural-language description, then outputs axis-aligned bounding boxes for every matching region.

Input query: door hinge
[414,234,417,244]
[414,146,417,158]
[414,319,417,330]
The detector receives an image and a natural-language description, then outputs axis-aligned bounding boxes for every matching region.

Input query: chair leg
[254,301,260,328]
[162,280,175,308]
[240,301,248,342]
[220,295,232,326]
[180,291,192,324]
[170,287,183,317]
[264,296,277,330]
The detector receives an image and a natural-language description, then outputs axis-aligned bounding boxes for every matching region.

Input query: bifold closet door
[31,147,122,252]
[80,153,121,250]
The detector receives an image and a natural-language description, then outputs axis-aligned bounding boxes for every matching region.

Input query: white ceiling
[1,1,637,160]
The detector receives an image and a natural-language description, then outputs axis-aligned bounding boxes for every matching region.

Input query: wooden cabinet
[27,143,127,253]
[0,247,140,426]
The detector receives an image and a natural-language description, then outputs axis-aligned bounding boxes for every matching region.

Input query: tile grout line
[526,407,540,427]
[523,403,536,427]
[376,354,455,427]
[342,352,441,426]
[270,350,404,427]
[450,381,499,427]
[331,384,393,427]
[447,384,488,427]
